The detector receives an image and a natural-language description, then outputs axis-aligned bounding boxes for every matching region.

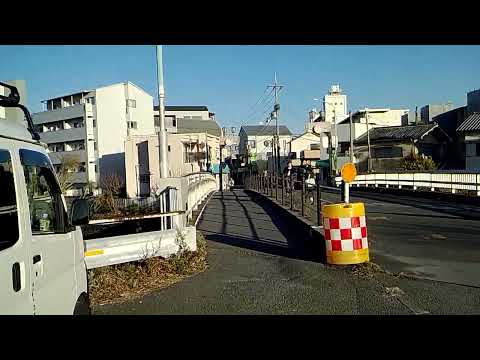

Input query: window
[139,174,150,183]
[78,162,86,172]
[168,145,171,152]
[172,119,177,127]
[477,143,480,156]
[248,140,256,149]
[86,97,96,105]
[94,165,98,173]
[68,141,85,151]
[20,149,68,234]
[127,121,138,129]
[92,119,96,127]
[373,147,403,159]
[183,143,196,163]
[93,142,97,151]
[0,150,19,251]
[126,99,136,108]
[48,143,65,153]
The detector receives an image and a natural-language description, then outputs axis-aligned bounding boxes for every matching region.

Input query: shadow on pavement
[197,190,323,263]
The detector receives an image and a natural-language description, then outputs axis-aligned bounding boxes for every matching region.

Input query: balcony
[39,126,86,144]
[48,150,87,164]
[33,104,86,125]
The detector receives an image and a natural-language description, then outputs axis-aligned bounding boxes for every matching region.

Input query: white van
[0,82,90,315]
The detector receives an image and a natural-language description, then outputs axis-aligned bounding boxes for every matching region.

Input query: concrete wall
[420,103,454,124]
[465,134,480,171]
[467,89,480,115]
[164,109,210,120]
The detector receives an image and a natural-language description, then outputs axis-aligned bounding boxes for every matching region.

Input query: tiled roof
[457,113,480,132]
[240,125,292,136]
[355,124,438,144]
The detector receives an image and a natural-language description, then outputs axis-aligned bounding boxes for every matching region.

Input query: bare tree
[56,155,81,194]
[100,173,123,214]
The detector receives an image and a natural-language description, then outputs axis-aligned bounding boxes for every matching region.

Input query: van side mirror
[0,82,20,107]
[71,199,89,226]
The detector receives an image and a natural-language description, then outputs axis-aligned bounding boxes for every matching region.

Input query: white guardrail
[85,172,218,269]
[335,172,480,196]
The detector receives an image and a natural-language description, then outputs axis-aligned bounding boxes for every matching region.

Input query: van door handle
[33,255,41,264]
[12,262,21,292]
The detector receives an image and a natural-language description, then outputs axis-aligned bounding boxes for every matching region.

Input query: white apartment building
[32,81,155,195]
[323,84,348,126]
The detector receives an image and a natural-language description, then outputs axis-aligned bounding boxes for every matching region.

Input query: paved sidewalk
[94,190,480,315]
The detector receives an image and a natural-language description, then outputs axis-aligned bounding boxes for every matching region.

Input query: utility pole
[268,73,283,176]
[349,111,354,163]
[365,107,372,172]
[156,45,168,178]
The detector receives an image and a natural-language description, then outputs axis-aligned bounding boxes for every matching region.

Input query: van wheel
[74,293,91,315]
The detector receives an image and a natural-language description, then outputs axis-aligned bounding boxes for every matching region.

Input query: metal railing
[185,172,218,222]
[334,171,480,196]
[84,172,218,269]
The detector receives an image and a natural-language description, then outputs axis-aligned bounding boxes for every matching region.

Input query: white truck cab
[0,82,90,315]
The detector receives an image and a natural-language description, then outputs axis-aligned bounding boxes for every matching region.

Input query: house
[238,125,293,163]
[32,81,155,196]
[353,123,452,173]
[288,132,322,160]
[125,110,222,198]
[456,113,480,171]
[153,105,215,134]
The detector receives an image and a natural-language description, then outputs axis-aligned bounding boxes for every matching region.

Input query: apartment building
[32,81,155,195]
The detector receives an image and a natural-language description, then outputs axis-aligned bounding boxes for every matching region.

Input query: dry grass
[88,231,208,306]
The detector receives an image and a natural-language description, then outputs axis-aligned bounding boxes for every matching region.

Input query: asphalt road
[319,188,480,287]
[95,190,480,315]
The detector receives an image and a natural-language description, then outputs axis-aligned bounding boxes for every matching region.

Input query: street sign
[312,122,332,135]
[341,163,357,183]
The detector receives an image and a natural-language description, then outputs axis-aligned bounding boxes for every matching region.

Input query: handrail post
[301,172,305,217]
[275,175,278,200]
[290,173,293,210]
[316,172,321,226]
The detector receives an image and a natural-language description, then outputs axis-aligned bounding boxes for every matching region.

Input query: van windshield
[0,150,19,251]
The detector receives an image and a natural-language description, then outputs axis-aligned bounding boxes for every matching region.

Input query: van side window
[20,149,68,234]
[0,150,19,251]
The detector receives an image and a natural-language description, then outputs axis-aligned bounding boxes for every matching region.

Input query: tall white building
[32,81,155,195]
[323,84,348,125]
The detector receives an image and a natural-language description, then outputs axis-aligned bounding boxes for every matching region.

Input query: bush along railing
[334,171,480,196]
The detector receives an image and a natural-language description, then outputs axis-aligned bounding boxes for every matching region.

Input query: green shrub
[400,153,437,171]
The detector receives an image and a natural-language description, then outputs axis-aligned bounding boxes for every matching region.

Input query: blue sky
[1,45,480,134]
